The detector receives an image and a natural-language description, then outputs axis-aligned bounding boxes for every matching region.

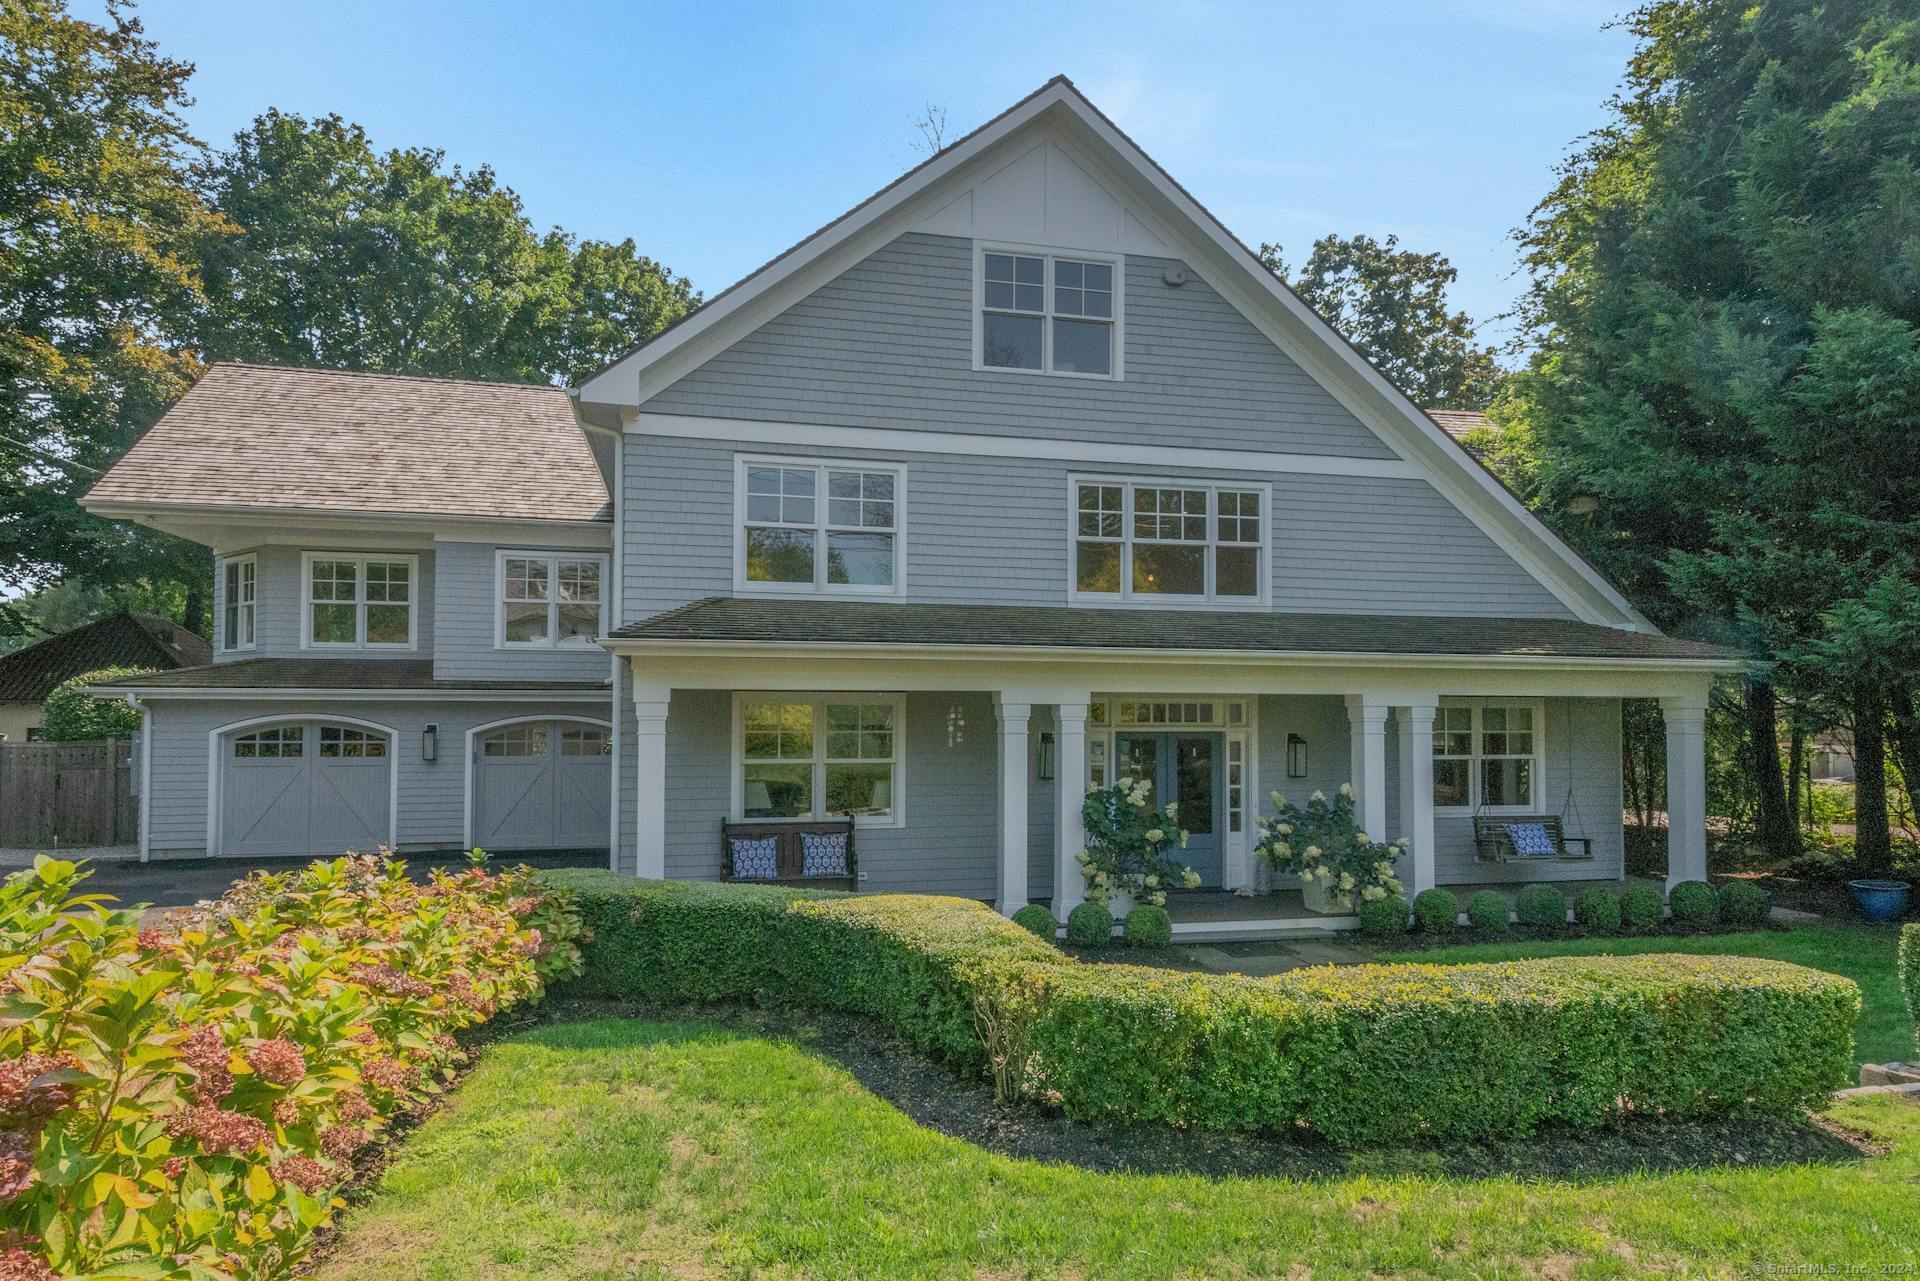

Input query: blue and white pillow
[1505,822,1557,858]
[730,835,781,879]
[800,831,849,877]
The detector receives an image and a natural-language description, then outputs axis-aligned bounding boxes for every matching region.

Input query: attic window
[979,250,1119,378]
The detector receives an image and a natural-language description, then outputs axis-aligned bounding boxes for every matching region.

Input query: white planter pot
[1107,889,1137,919]
[1299,876,1345,915]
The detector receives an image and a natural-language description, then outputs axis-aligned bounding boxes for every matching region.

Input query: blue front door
[1114,731,1224,888]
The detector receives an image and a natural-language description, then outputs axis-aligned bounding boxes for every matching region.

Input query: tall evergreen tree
[1512,0,1920,868]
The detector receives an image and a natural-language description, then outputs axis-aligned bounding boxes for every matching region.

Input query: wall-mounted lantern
[1286,732,1308,779]
[422,724,438,762]
[1036,732,1056,780]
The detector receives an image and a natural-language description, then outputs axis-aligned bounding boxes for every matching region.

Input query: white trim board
[90,686,612,703]
[632,412,1422,480]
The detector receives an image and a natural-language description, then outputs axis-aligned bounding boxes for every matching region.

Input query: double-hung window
[1071,478,1268,604]
[303,553,416,649]
[219,555,256,652]
[735,694,903,826]
[498,552,607,647]
[979,250,1119,377]
[738,458,902,594]
[1432,701,1544,811]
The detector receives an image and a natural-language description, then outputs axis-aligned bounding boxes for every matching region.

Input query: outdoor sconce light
[421,724,438,762]
[1286,732,1308,779]
[1037,732,1056,780]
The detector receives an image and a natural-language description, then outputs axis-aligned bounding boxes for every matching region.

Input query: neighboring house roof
[576,75,1649,632]
[0,612,211,704]
[1425,409,1493,458]
[85,363,610,524]
[608,597,1737,665]
[91,658,606,693]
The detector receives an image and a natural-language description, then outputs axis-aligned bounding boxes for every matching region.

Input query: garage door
[471,721,610,851]
[221,722,391,857]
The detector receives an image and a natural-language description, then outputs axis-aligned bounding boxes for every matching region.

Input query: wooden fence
[0,739,136,849]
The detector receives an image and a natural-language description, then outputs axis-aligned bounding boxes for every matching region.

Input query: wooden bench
[1473,815,1594,863]
[720,817,858,889]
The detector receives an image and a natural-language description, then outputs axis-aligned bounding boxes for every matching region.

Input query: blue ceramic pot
[1849,879,1911,923]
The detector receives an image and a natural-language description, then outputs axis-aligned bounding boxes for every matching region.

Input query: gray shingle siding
[429,541,612,683]
[642,233,1398,460]
[621,434,1572,619]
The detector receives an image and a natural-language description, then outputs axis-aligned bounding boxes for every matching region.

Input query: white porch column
[1344,695,1389,841]
[1053,701,1090,918]
[1661,694,1710,887]
[1396,702,1437,894]
[632,683,670,880]
[995,698,1031,915]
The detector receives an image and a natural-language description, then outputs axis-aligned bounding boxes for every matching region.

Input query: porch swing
[1470,700,1596,864]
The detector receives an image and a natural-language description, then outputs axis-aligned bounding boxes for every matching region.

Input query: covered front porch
[605,598,1737,928]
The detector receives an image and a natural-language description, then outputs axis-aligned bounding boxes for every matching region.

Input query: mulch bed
[534,996,1880,1183]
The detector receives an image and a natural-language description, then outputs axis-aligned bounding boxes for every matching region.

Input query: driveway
[52,851,607,912]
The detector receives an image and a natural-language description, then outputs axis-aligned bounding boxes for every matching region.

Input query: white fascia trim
[84,499,611,532]
[88,686,613,702]
[600,638,1745,673]
[633,412,1421,480]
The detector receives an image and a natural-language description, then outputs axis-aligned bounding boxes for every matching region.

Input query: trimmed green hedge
[546,872,1861,1145]
[1901,924,1918,1055]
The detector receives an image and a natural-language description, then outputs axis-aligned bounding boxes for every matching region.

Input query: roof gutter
[84,685,614,702]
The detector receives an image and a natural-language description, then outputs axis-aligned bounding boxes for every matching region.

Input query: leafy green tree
[1511,0,1920,869]
[39,665,149,740]
[194,110,696,384]
[0,0,228,640]
[1259,234,1504,410]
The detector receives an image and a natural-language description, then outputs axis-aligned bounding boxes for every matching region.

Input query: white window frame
[1433,698,1548,816]
[493,550,610,649]
[732,455,907,597]
[299,552,419,651]
[729,692,906,829]
[217,554,256,653]
[972,242,1125,380]
[1066,475,1272,608]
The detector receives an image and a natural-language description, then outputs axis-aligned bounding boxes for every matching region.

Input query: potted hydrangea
[1253,784,1406,913]
[1076,778,1201,917]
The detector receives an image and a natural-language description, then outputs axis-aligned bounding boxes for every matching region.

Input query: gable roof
[86,363,609,524]
[0,612,211,704]
[577,77,1649,631]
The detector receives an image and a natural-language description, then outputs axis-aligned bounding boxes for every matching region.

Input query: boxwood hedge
[546,872,1861,1145]
[1901,924,1918,1048]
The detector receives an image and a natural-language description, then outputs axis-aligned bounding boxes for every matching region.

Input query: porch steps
[1169,917,1359,943]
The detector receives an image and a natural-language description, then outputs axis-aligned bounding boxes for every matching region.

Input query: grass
[312,1016,1920,1281]
[1374,923,1914,1066]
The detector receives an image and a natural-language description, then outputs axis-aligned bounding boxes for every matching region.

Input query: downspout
[126,694,150,863]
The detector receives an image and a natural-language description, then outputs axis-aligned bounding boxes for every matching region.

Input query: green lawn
[1375,924,1915,1066]
[313,1017,1920,1281]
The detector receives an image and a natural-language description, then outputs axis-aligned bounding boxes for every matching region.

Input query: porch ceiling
[609,597,1737,665]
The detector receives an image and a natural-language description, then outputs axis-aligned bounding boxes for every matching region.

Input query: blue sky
[102,0,1637,350]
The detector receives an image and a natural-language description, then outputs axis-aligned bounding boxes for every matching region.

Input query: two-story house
[85,78,1737,930]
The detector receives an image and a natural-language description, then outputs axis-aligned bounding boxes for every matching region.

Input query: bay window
[303,553,415,649]
[498,552,607,647]
[1433,701,1544,811]
[735,694,903,825]
[1071,477,1268,604]
[737,457,902,594]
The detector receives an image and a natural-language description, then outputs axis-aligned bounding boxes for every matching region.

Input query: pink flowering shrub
[0,853,581,1279]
